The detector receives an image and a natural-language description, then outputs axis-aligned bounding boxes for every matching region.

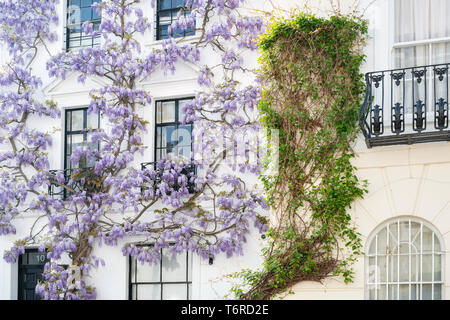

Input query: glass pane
[368,284,375,300]
[368,256,376,283]
[71,110,84,131]
[160,11,172,24]
[178,99,190,122]
[377,284,386,300]
[87,111,99,129]
[162,284,188,300]
[377,228,387,254]
[161,126,176,151]
[399,220,409,243]
[411,284,419,300]
[422,284,432,300]
[69,39,81,48]
[81,0,92,6]
[434,284,442,300]
[173,0,185,8]
[399,254,409,282]
[389,222,399,252]
[388,284,397,300]
[399,284,409,300]
[177,125,192,146]
[434,254,442,281]
[81,37,92,47]
[393,45,429,69]
[411,254,420,282]
[69,9,81,24]
[378,255,387,282]
[161,250,187,282]
[156,102,162,123]
[178,146,191,160]
[69,27,81,37]
[130,258,136,282]
[81,7,92,22]
[131,284,137,300]
[432,42,450,65]
[137,284,161,300]
[92,8,100,21]
[27,252,47,265]
[422,227,433,253]
[160,0,172,10]
[136,260,160,282]
[69,0,81,6]
[161,101,175,123]
[422,254,432,281]
[368,237,376,255]
[433,234,441,252]
[389,253,398,282]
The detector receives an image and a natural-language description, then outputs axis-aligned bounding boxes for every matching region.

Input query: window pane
[162,284,188,300]
[434,254,442,281]
[422,284,432,300]
[399,284,409,300]
[136,260,160,282]
[177,125,192,146]
[161,250,187,282]
[178,99,191,122]
[160,0,172,10]
[71,110,84,131]
[81,7,92,22]
[137,284,161,300]
[81,0,92,7]
[422,254,433,281]
[434,284,442,300]
[161,126,177,151]
[376,229,386,254]
[377,284,386,300]
[87,111,99,129]
[173,0,185,8]
[393,45,428,69]
[422,227,433,253]
[161,101,175,123]
[432,42,450,65]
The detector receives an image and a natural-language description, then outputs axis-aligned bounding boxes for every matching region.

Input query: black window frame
[154,97,194,162]
[64,107,100,171]
[156,0,195,41]
[66,0,101,51]
[128,244,192,300]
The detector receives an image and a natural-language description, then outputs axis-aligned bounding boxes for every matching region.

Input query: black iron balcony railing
[48,168,102,199]
[141,161,196,194]
[359,63,450,148]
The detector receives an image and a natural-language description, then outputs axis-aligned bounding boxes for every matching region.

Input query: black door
[18,249,48,300]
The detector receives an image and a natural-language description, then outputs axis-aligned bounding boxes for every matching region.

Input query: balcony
[48,168,102,199]
[141,161,196,194]
[359,63,450,148]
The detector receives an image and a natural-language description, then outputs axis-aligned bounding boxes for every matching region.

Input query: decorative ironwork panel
[359,63,450,148]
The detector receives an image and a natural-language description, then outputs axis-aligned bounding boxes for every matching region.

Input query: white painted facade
[2,0,450,300]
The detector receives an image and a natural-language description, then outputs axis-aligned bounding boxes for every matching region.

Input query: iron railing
[359,63,450,148]
[141,161,196,194]
[48,168,102,199]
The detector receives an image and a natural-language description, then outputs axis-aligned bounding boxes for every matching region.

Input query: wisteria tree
[0,0,268,299]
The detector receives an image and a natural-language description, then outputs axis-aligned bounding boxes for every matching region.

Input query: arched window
[366,217,444,300]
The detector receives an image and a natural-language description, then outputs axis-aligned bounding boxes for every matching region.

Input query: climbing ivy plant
[232,13,369,300]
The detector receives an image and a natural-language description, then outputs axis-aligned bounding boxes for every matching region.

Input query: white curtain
[394,0,450,68]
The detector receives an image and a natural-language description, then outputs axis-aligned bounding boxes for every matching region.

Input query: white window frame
[365,217,445,300]
[388,0,450,69]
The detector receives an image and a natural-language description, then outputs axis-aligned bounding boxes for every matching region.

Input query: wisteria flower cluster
[0,0,268,299]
